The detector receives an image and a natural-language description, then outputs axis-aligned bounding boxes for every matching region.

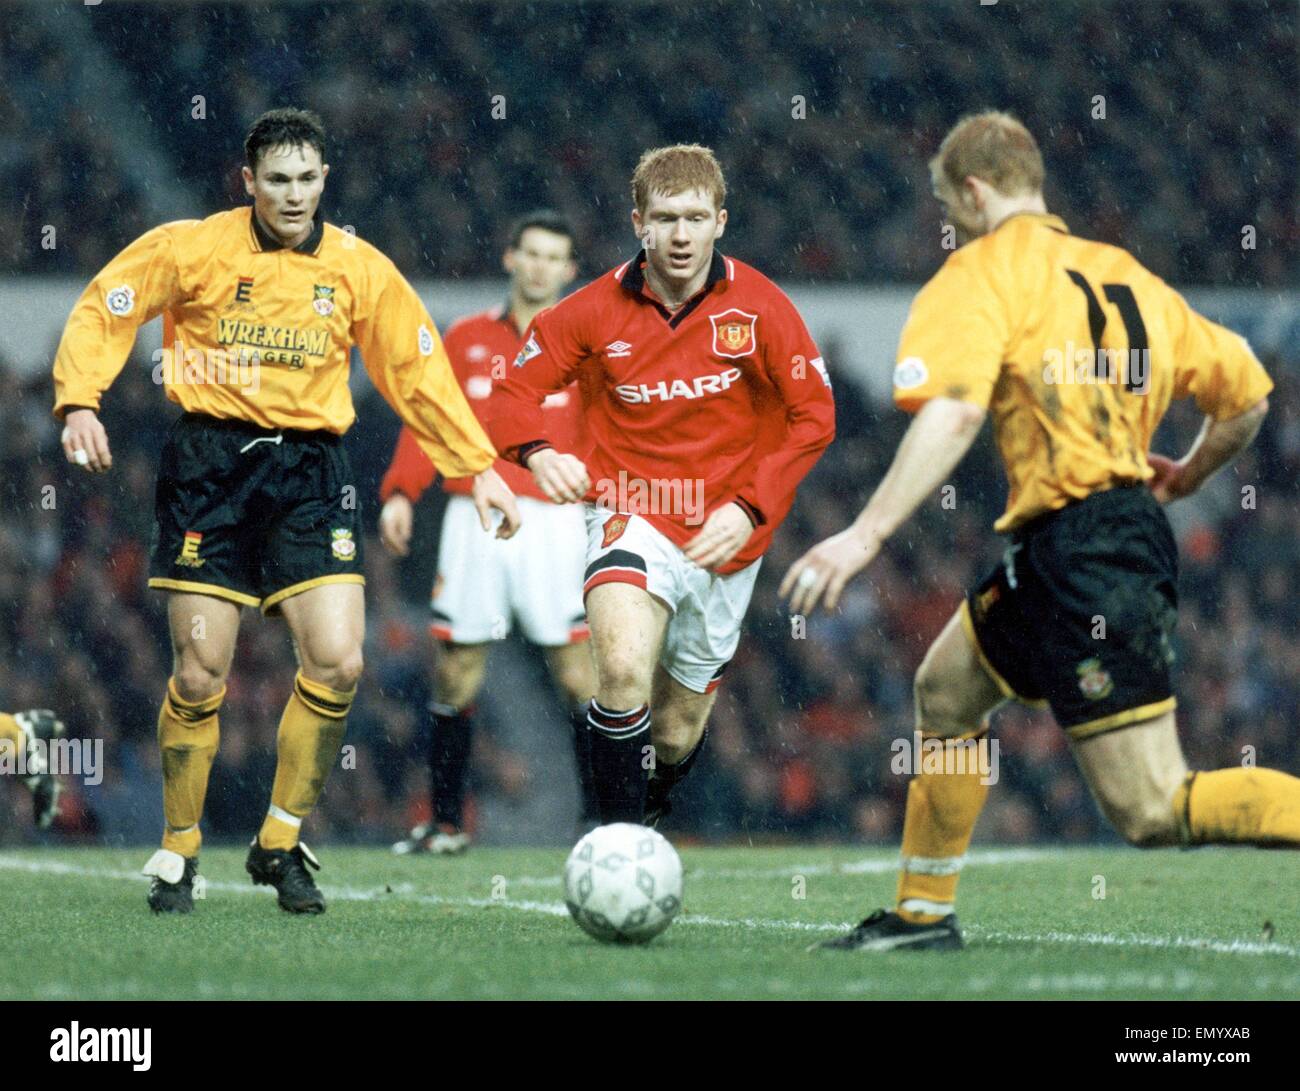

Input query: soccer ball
[563,823,683,944]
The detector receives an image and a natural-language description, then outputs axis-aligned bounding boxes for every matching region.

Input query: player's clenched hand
[472,467,522,540]
[61,408,112,473]
[379,493,414,557]
[1147,452,1193,504]
[781,526,882,615]
[526,448,590,504]
[683,503,754,571]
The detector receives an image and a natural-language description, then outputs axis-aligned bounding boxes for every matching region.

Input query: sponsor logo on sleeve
[105,285,136,317]
[809,355,831,387]
[514,331,541,368]
[418,325,435,356]
[893,356,929,390]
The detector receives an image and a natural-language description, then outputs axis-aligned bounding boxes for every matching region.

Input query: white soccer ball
[563,823,683,944]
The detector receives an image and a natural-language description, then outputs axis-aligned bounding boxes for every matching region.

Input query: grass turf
[0,844,1296,1000]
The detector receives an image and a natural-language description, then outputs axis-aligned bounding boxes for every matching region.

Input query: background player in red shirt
[379,212,597,853]
[488,146,835,827]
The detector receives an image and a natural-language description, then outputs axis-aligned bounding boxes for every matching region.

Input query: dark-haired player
[785,111,1295,952]
[379,211,597,854]
[53,107,519,914]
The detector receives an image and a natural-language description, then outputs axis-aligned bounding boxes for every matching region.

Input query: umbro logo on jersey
[606,340,633,358]
[615,367,743,404]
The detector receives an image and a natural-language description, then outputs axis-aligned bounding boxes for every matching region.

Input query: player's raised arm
[53,222,188,472]
[485,310,590,503]
[354,259,520,538]
[1149,292,1273,503]
[782,255,1003,613]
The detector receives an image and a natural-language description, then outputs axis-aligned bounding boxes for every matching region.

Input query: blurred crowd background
[2,0,1295,284]
[1,0,1297,847]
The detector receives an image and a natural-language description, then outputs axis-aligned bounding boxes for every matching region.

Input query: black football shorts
[963,482,1179,740]
[148,412,364,613]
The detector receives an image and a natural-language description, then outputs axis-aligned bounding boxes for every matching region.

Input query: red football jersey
[380,305,583,503]
[486,252,835,574]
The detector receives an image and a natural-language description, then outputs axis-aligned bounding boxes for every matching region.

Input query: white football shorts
[583,505,760,694]
[430,495,590,646]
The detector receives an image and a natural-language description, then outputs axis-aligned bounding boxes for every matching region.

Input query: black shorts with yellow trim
[964,482,1179,740]
[148,413,364,614]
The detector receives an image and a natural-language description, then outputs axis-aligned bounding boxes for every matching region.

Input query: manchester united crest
[709,308,758,359]
[602,515,630,548]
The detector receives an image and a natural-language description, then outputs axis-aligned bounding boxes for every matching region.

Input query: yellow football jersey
[52,206,495,479]
[894,212,1273,532]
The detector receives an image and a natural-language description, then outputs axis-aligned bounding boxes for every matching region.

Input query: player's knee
[172,661,227,704]
[595,654,651,706]
[1111,799,1179,847]
[309,646,364,692]
[652,717,697,766]
[913,666,964,735]
[434,648,486,708]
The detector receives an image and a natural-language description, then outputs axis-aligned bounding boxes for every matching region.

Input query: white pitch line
[1,854,1296,959]
[971,928,1300,959]
[504,846,1056,888]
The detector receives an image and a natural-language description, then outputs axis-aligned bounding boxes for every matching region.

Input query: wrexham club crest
[331,528,356,560]
[313,284,335,317]
[709,308,758,358]
[1076,657,1114,700]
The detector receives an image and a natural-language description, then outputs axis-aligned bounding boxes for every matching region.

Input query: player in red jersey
[487,146,835,826]
[379,212,598,853]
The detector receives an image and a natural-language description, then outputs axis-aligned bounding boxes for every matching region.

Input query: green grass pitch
[1,845,1296,1000]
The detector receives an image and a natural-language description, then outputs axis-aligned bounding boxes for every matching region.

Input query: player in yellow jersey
[783,111,1297,951]
[52,108,520,915]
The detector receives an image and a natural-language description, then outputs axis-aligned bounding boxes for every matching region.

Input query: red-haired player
[487,146,835,827]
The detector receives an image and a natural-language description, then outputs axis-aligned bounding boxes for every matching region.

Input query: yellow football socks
[1174,767,1300,846]
[0,712,24,751]
[896,728,993,924]
[257,671,354,851]
[158,680,225,858]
